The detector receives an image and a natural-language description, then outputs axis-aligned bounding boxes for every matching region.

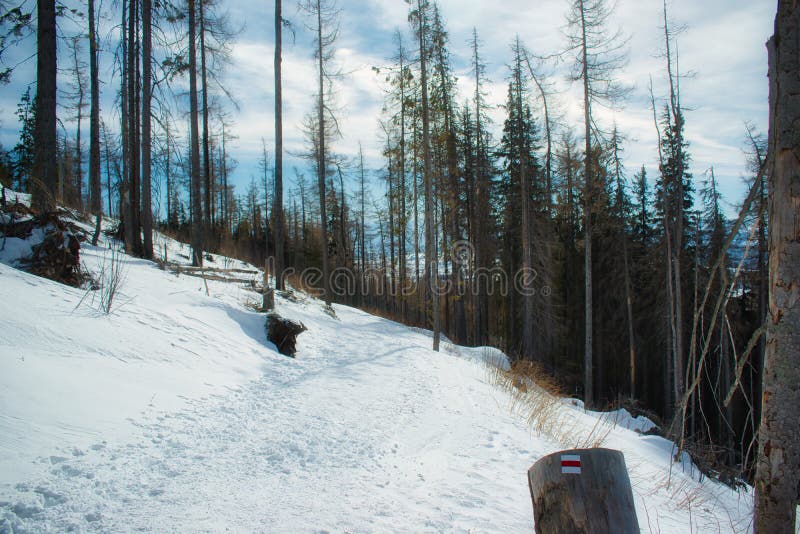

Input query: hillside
[0,214,754,532]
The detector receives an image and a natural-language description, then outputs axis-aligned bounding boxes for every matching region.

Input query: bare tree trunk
[315,1,331,306]
[526,51,556,367]
[71,38,85,212]
[102,120,115,218]
[413,125,421,325]
[472,29,489,346]
[188,0,204,266]
[165,121,173,227]
[359,143,366,301]
[221,126,228,231]
[398,37,408,321]
[579,0,594,408]
[120,2,130,236]
[754,3,800,530]
[417,0,439,351]
[514,40,534,361]
[127,0,142,256]
[32,0,57,212]
[199,0,212,233]
[274,0,285,291]
[88,0,102,244]
[141,0,153,258]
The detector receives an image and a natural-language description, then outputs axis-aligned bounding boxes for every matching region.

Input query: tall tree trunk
[165,121,173,227]
[120,1,130,236]
[141,0,153,258]
[188,0,204,266]
[613,133,636,398]
[663,0,686,416]
[199,0,212,233]
[524,49,555,365]
[417,0,439,351]
[413,124,421,325]
[127,0,142,256]
[398,38,408,321]
[579,0,594,408]
[221,126,228,230]
[130,0,140,249]
[388,150,396,312]
[472,29,489,346]
[515,41,534,361]
[89,0,102,244]
[316,0,331,306]
[274,0,285,290]
[72,39,84,213]
[32,0,57,212]
[754,3,800,530]
[359,143,366,302]
[102,120,114,218]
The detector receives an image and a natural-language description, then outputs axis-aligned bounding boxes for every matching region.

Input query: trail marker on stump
[527,448,639,534]
[560,454,582,474]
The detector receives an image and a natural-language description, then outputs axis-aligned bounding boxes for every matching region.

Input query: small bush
[78,245,127,314]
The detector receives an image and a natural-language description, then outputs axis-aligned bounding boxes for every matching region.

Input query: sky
[0,0,776,216]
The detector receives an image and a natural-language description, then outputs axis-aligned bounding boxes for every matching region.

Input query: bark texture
[755,2,800,531]
[32,0,57,212]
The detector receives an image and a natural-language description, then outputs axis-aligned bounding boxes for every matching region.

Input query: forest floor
[0,198,757,532]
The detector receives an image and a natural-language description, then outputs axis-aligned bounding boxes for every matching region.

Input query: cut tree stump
[527,448,639,534]
[266,313,307,357]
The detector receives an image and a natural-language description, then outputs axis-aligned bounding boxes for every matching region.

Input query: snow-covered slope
[0,225,754,532]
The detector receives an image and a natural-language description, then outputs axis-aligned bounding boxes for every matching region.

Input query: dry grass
[485,355,614,450]
[283,271,321,297]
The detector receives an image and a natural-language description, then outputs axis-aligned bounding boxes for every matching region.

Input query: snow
[1,188,31,208]
[0,214,757,532]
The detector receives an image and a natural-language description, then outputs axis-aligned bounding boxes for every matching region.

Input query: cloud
[0,0,774,214]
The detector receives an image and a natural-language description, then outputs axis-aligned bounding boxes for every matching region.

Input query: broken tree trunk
[527,448,639,534]
[754,2,800,531]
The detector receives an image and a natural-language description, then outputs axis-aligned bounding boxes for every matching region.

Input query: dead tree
[32,0,57,212]
[754,2,800,531]
[189,0,204,266]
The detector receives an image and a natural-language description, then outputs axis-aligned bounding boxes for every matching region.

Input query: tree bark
[72,39,85,212]
[88,0,102,244]
[527,448,639,534]
[274,0,285,290]
[141,0,153,258]
[127,0,142,256]
[120,1,130,238]
[199,0,212,232]
[32,0,57,212]
[754,3,800,530]
[579,0,594,408]
[514,41,534,361]
[417,0,439,352]
[189,0,204,266]
[315,0,331,307]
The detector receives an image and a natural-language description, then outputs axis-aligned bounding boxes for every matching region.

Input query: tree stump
[266,313,307,357]
[262,287,275,311]
[527,448,639,534]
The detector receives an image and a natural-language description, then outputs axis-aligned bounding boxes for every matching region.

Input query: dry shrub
[284,271,321,297]
[485,355,614,449]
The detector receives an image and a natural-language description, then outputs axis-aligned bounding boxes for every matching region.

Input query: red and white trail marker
[560,454,582,474]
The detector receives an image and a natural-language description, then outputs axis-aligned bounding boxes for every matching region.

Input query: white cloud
[0,0,774,212]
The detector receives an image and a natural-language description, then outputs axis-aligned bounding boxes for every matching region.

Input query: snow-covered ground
[0,212,756,532]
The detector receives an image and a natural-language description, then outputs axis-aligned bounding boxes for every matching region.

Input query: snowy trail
[2,296,544,532]
[0,229,755,532]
